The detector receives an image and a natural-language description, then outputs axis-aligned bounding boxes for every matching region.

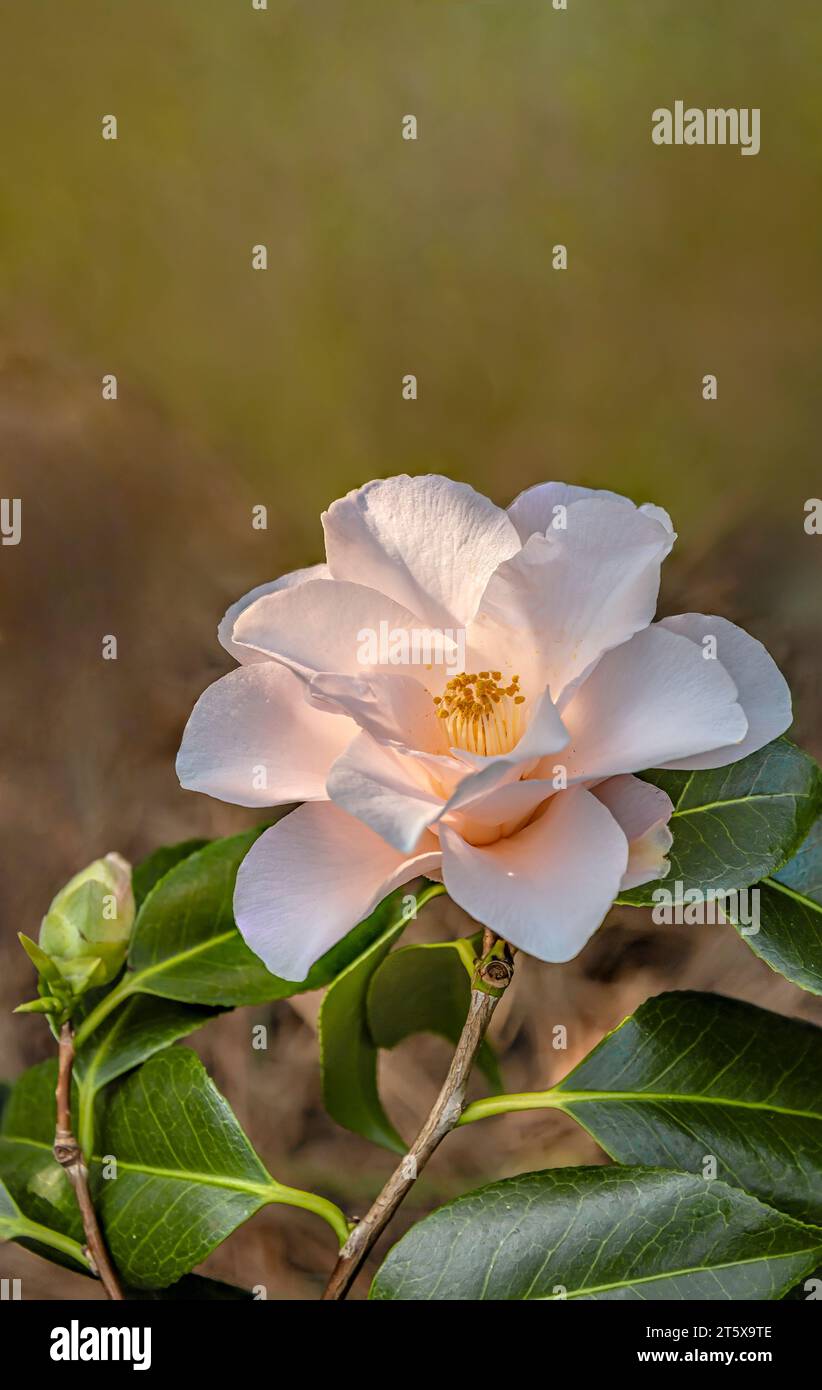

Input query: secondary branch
[53,1022,124,1301]
[322,940,514,1300]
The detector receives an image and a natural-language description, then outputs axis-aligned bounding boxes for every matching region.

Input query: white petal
[234,803,441,980]
[440,787,628,962]
[656,615,792,769]
[507,481,631,540]
[468,497,675,704]
[507,481,674,543]
[560,624,748,782]
[232,578,423,682]
[218,564,330,665]
[309,672,450,755]
[327,733,444,853]
[444,769,558,835]
[323,474,520,627]
[592,775,673,890]
[176,663,353,806]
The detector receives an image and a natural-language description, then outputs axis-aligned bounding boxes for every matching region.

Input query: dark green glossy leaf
[319,883,445,1153]
[132,838,208,911]
[461,992,822,1226]
[370,1167,822,1301]
[0,1060,81,1243]
[367,935,500,1090]
[94,1047,347,1287]
[555,992,822,1225]
[774,817,822,901]
[729,819,822,995]
[0,1176,87,1273]
[125,828,278,1005]
[74,994,219,1156]
[0,1048,347,1287]
[77,996,217,1099]
[619,738,822,905]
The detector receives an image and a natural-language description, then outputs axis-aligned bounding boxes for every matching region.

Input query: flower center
[433,671,525,756]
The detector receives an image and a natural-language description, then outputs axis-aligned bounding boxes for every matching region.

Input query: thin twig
[54,1022,124,1301]
[322,940,514,1300]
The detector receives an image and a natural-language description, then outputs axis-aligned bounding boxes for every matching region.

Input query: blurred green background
[1,0,820,1298]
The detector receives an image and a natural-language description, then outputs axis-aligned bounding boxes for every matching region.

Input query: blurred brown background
[1,0,821,1298]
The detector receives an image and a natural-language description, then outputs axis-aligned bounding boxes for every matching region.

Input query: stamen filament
[435,671,525,756]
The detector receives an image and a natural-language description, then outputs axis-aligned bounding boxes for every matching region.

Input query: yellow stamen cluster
[433,671,526,756]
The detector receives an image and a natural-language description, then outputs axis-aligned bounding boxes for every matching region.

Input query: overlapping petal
[218,563,331,665]
[656,615,792,769]
[309,672,451,754]
[559,624,748,782]
[327,733,445,853]
[232,578,423,683]
[468,497,675,703]
[323,474,520,628]
[439,787,629,961]
[176,662,354,806]
[592,774,674,890]
[234,803,441,981]
[507,481,673,543]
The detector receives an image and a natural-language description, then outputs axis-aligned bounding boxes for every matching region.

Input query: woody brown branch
[322,942,514,1301]
[54,1021,124,1301]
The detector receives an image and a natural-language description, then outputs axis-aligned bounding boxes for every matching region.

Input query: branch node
[54,1021,124,1301]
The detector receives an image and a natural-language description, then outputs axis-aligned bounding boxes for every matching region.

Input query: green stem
[268,1183,352,1247]
[73,975,137,1049]
[459,1089,566,1125]
[76,1081,96,1161]
[18,1213,90,1270]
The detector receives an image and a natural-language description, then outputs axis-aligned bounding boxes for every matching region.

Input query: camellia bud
[39,852,135,991]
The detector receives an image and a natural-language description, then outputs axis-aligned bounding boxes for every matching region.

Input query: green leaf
[0,1176,88,1273]
[319,883,445,1154]
[556,993,822,1225]
[94,1048,348,1287]
[370,1167,822,1300]
[727,818,822,995]
[774,815,822,900]
[77,829,427,1043]
[0,1060,82,1244]
[132,838,209,911]
[619,738,822,905]
[461,992,822,1226]
[367,935,501,1090]
[124,828,278,1006]
[0,1049,348,1286]
[74,994,220,1156]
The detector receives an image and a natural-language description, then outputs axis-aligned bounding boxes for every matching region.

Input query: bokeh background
[1,0,821,1298]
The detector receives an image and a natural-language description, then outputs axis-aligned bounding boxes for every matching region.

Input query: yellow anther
[433,668,526,756]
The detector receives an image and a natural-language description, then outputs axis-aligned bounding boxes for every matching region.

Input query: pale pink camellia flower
[176,476,792,981]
